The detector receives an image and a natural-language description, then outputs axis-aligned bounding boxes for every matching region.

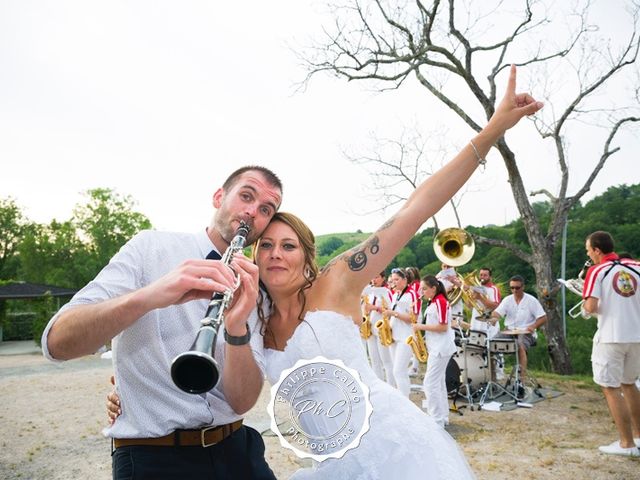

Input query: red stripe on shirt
[583,261,613,298]
[433,294,449,324]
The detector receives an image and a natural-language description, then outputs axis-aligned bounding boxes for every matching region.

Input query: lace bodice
[265,310,374,384]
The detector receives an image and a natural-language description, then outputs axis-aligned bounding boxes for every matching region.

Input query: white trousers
[390,342,413,397]
[378,342,396,387]
[365,335,385,381]
[423,352,453,426]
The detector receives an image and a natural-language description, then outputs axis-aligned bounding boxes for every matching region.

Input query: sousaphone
[433,228,475,305]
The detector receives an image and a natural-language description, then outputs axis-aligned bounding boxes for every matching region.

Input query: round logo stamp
[267,356,373,462]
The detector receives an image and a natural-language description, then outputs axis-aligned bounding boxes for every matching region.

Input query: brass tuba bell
[433,228,475,267]
[433,228,475,305]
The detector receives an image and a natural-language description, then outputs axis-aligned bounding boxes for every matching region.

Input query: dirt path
[1,352,638,479]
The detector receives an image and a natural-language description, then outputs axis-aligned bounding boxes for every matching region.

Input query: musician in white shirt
[491,275,546,384]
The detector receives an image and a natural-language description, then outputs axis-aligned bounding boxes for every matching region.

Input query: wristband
[224,324,251,346]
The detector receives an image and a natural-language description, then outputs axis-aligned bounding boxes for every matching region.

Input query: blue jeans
[112,426,275,480]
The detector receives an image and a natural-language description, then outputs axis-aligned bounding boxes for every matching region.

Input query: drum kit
[433,227,530,410]
[447,316,526,410]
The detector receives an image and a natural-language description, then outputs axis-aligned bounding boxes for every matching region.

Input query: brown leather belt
[113,420,243,449]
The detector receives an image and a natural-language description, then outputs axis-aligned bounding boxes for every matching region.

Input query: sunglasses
[510,285,522,290]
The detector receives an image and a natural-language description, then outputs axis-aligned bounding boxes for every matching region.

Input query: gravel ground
[1,350,638,479]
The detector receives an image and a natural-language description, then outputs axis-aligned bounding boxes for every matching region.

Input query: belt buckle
[200,425,219,448]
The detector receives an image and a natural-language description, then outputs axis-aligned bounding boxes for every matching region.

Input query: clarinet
[171,221,251,394]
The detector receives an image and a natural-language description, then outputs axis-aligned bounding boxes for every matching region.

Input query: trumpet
[171,221,251,394]
[375,297,394,346]
[360,295,372,339]
[559,259,592,319]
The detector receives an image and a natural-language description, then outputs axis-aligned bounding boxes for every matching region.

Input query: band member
[437,263,464,329]
[363,272,394,383]
[468,267,501,337]
[413,275,457,427]
[491,275,547,385]
[583,231,640,456]
[383,268,419,396]
[406,266,423,376]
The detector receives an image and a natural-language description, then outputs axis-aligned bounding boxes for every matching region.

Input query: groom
[42,166,283,479]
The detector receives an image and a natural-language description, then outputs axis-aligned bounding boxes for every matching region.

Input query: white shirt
[470,284,501,338]
[437,268,463,317]
[494,292,545,334]
[583,256,640,343]
[423,294,456,357]
[390,288,418,342]
[42,229,266,438]
[362,285,393,337]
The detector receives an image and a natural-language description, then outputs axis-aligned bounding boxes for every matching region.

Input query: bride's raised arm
[321,65,543,291]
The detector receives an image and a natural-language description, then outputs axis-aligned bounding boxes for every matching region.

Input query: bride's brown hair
[252,212,319,344]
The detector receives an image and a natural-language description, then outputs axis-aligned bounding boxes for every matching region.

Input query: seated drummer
[491,275,547,384]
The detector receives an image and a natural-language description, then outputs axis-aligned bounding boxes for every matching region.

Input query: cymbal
[474,315,492,322]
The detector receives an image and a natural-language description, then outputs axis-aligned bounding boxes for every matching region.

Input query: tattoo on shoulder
[320,257,339,276]
[346,236,380,272]
[321,236,381,274]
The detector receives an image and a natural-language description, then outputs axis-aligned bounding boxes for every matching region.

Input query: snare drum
[467,329,487,351]
[489,338,517,354]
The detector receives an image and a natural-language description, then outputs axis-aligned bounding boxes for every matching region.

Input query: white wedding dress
[265,310,476,479]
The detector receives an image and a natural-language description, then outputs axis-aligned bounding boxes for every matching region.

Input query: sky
[1,0,639,237]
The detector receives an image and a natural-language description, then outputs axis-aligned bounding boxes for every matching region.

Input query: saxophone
[375,296,394,346]
[360,295,372,339]
[406,300,428,363]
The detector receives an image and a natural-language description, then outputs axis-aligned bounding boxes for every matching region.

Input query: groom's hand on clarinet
[224,253,260,337]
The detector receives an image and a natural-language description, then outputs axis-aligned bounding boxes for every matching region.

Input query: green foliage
[318,236,344,256]
[316,232,369,267]
[527,317,598,375]
[73,188,152,272]
[32,293,57,346]
[18,220,93,288]
[0,197,30,279]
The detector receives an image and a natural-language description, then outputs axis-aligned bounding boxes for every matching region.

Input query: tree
[303,0,640,373]
[0,197,29,279]
[73,188,152,272]
[18,220,94,288]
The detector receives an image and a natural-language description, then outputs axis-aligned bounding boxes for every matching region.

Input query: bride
[110,65,541,478]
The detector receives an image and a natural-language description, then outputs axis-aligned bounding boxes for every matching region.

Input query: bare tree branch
[472,234,534,263]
